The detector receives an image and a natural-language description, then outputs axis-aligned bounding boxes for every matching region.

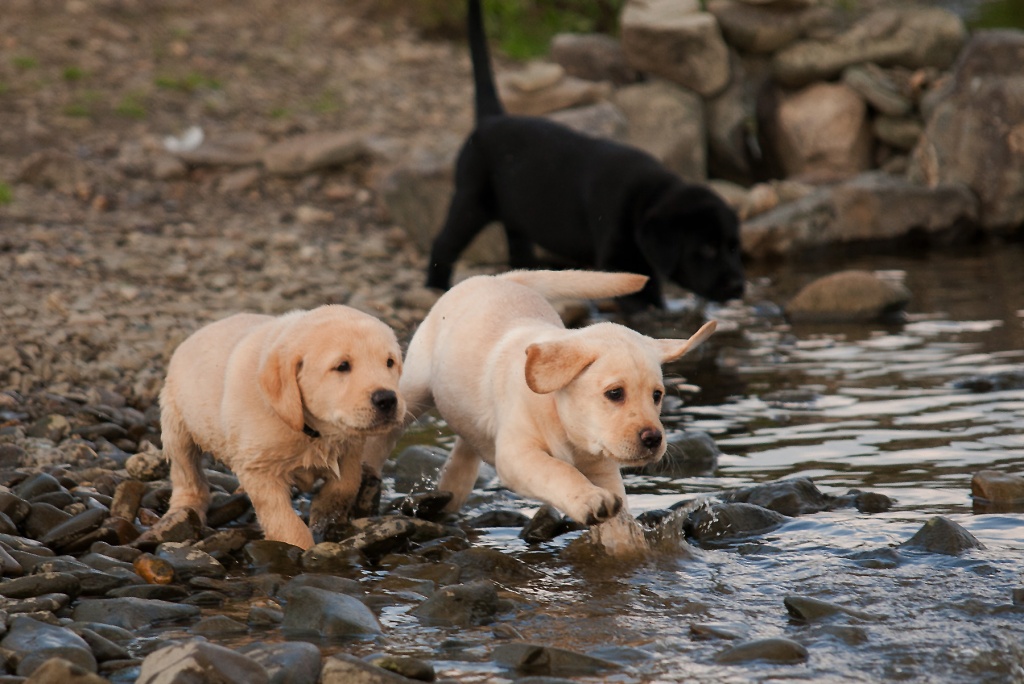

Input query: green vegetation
[63,90,102,118]
[155,71,221,92]
[409,0,625,60]
[116,92,147,119]
[310,89,344,115]
[969,0,1024,29]
[0,183,12,206]
[12,55,38,70]
[63,66,86,82]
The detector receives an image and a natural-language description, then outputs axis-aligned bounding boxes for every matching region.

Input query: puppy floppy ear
[258,343,305,432]
[651,320,718,363]
[525,338,597,394]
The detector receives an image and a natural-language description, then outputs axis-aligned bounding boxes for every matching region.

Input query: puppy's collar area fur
[302,423,321,439]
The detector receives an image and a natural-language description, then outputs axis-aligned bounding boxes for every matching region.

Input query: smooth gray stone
[72,597,200,630]
[281,586,381,637]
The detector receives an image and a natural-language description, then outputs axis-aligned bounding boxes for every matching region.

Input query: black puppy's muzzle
[371,389,398,416]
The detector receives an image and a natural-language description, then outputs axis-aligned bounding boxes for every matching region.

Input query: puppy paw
[566,488,623,526]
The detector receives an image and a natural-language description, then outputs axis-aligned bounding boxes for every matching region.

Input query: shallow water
[392,246,1024,683]
[127,246,1024,683]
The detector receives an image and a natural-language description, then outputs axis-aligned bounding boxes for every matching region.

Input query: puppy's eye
[387,358,395,369]
[653,390,663,404]
[604,388,624,402]
[335,361,351,373]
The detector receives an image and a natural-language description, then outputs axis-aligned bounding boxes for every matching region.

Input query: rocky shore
[2,1,1023,681]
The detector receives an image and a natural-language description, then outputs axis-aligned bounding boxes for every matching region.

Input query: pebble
[136,640,270,684]
[900,516,985,555]
[281,586,382,637]
[411,580,500,627]
[492,642,620,677]
[714,637,809,664]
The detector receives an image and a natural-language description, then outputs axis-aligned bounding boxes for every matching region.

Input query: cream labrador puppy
[364,270,716,525]
[158,304,405,549]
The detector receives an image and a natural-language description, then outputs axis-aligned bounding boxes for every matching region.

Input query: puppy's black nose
[371,389,397,414]
[640,428,662,450]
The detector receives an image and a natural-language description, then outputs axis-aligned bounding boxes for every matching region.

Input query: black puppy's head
[635,185,745,303]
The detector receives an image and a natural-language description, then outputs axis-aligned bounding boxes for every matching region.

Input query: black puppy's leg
[505,228,537,270]
[426,146,495,289]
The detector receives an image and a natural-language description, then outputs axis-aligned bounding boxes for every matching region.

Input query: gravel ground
[2,0,482,415]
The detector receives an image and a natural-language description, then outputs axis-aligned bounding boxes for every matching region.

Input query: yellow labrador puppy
[159,305,405,549]
[365,270,716,525]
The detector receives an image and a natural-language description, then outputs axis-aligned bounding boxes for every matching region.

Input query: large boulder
[620,0,731,97]
[549,33,640,85]
[772,7,967,87]
[741,172,979,259]
[908,30,1024,234]
[612,80,706,182]
[771,81,873,183]
[707,0,828,54]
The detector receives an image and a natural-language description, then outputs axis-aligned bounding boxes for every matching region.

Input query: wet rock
[900,516,985,556]
[135,507,203,545]
[281,586,381,637]
[329,516,419,560]
[448,547,541,583]
[322,653,418,684]
[571,510,653,559]
[771,81,872,183]
[106,584,189,601]
[493,642,620,677]
[971,470,1024,510]
[26,414,71,442]
[239,641,321,684]
[40,508,108,552]
[299,542,362,574]
[192,615,248,636]
[467,510,530,529]
[953,370,1024,393]
[387,445,495,494]
[772,7,966,87]
[0,571,80,599]
[194,528,254,558]
[155,542,226,580]
[786,270,911,323]
[520,505,577,544]
[411,580,500,627]
[549,33,639,85]
[74,627,130,662]
[714,637,809,664]
[281,573,363,599]
[132,552,175,584]
[873,115,924,152]
[206,492,252,527]
[72,597,200,630]
[108,480,146,522]
[908,31,1024,233]
[847,547,903,570]
[0,491,31,523]
[630,430,720,476]
[620,0,730,97]
[124,451,168,482]
[136,640,269,684]
[3,592,71,615]
[15,473,64,501]
[386,490,453,521]
[23,656,110,682]
[612,79,706,182]
[685,502,788,542]
[689,621,751,641]
[1,615,97,675]
[364,654,436,682]
[247,599,285,627]
[784,595,882,622]
[392,561,460,588]
[722,477,836,516]
[263,131,370,176]
[244,540,303,575]
[850,490,893,514]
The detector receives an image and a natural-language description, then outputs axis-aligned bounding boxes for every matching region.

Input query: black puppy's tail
[468,0,504,121]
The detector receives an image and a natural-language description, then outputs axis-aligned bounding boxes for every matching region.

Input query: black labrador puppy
[426,0,746,309]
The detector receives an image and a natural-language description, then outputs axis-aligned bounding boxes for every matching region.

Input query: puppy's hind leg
[161,404,211,522]
[437,437,482,512]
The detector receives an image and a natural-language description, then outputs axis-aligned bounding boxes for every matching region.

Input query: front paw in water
[309,513,355,544]
[567,488,623,526]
